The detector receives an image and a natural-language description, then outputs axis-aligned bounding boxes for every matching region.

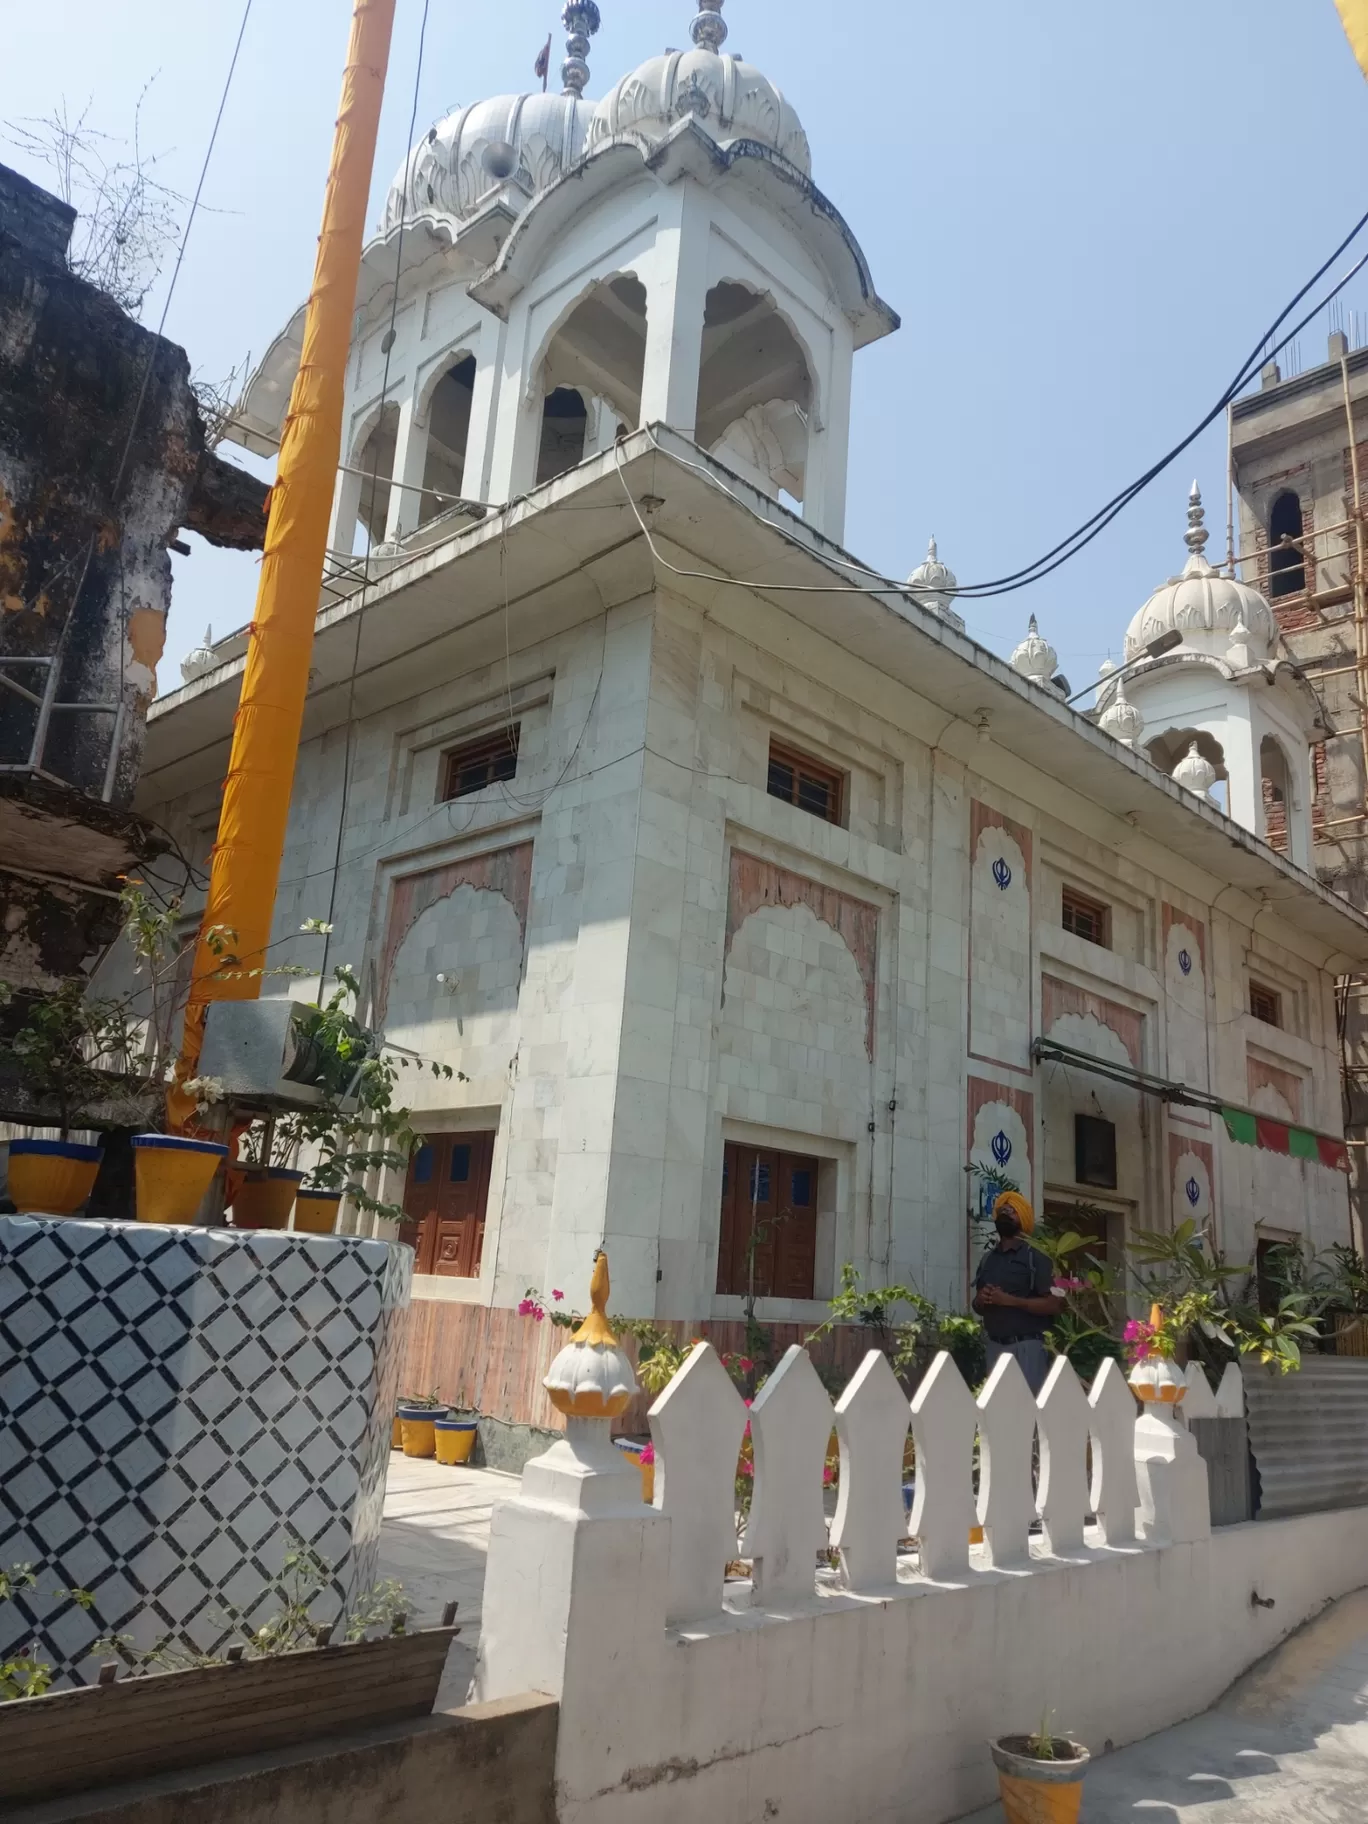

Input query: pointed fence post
[1214,1362,1245,1419]
[975,1352,1036,1568]
[1036,1355,1090,1554]
[649,1342,750,1623]
[910,1352,978,1582]
[831,1351,910,1590]
[1181,1362,1220,1421]
[1087,1357,1139,1546]
[742,1346,833,1601]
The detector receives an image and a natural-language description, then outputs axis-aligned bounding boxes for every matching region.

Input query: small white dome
[1011,614,1057,686]
[382,92,596,233]
[1172,740,1218,800]
[1124,483,1275,664]
[1099,677,1144,748]
[907,537,964,629]
[180,626,216,685]
[588,2,810,174]
[543,1252,639,1420]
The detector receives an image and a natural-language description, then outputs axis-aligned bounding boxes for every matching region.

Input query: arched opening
[421,355,476,523]
[1260,735,1293,853]
[1268,491,1305,598]
[353,401,400,550]
[536,386,590,485]
[536,274,648,485]
[1147,726,1229,814]
[697,281,813,506]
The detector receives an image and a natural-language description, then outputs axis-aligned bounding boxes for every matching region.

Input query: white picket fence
[649,1341,1243,1619]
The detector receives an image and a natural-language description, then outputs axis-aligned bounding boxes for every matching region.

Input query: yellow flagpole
[171,0,397,1126]
[1337,0,1368,77]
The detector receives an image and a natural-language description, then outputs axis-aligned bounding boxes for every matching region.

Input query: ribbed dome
[906,537,964,630]
[1124,483,1276,664]
[587,5,809,174]
[382,93,596,233]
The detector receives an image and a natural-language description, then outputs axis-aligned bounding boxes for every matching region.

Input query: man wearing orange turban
[972,1191,1064,1394]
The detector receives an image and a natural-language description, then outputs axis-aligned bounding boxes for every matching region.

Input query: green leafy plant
[1239,1293,1321,1374]
[1,1566,93,1701]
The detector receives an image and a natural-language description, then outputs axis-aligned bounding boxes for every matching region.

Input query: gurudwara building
[117,1,1368,1413]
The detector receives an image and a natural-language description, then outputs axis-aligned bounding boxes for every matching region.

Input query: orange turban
[993,1191,1035,1236]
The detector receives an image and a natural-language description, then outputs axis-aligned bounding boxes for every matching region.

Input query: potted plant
[1,981,127,1216]
[397,1391,449,1458]
[990,1712,1090,1824]
[434,1415,479,1465]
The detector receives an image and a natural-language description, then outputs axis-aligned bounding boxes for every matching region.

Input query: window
[536,387,588,485]
[1250,982,1282,1027]
[766,739,844,825]
[717,1142,820,1299]
[1268,491,1305,599]
[400,1131,494,1278]
[1061,886,1111,949]
[1074,1115,1118,1190]
[441,727,519,801]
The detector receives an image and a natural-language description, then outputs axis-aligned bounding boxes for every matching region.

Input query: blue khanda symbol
[1178,949,1193,977]
[1186,1176,1201,1207]
[992,857,1012,892]
[992,1130,1012,1166]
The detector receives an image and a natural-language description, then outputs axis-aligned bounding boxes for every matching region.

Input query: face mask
[994,1216,1021,1241]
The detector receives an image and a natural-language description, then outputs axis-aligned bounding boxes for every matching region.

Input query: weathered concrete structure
[0,160,266,1030]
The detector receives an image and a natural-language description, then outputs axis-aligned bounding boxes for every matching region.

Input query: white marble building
[123,1,1368,1375]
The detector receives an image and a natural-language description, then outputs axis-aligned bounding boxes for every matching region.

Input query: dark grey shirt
[974,1240,1055,1341]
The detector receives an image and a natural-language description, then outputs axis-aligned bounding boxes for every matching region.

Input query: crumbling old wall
[0,158,265,804]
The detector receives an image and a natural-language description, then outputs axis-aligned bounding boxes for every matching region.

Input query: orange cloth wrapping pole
[171,0,397,1127]
[1338,0,1368,77]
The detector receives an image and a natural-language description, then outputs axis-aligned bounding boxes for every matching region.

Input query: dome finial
[560,2,601,99]
[1185,480,1209,559]
[572,1248,618,1346]
[691,0,729,53]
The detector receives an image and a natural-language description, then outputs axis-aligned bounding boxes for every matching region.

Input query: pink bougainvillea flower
[639,1442,655,1465]
[739,1357,754,1374]
[552,1290,564,1302]
[738,1457,754,1478]
[517,1298,537,1318]
[1053,1277,1087,1293]
[822,1465,835,1486]
[1123,1319,1148,1342]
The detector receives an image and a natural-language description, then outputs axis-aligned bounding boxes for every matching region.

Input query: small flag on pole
[535,34,553,91]
[1336,0,1368,77]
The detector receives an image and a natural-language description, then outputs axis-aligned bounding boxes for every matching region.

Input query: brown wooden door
[401,1133,493,1277]
[717,1143,818,1299]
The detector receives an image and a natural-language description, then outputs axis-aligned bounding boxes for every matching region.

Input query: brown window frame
[1249,981,1282,1028]
[716,1141,820,1300]
[440,726,520,802]
[766,738,845,826]
[1061,885,1111,949]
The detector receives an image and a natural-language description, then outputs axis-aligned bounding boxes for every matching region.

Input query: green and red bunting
[1221,1106,1349,1173]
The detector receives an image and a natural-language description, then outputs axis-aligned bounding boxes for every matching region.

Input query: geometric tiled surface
[0,1217,411,1684]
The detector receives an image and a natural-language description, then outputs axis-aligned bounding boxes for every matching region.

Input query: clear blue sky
[3,0,1367,688]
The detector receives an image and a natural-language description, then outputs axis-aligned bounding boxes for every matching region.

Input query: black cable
[950,206,1368,600]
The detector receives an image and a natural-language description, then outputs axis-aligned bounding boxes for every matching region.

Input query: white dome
[907,536,961,623]
[180,626,216,685]
[1124,483,1275,665]
[1011,614,1057,686]
[588,3,810,174]
[1098,676,1144,748]
[1172,740,1218,800]
[382,92,596,233]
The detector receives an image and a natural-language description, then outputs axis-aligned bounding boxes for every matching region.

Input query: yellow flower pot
[6,1140,103,1217]
[230,1168,304,1231]
[640,1458,655,1504]
[990,1737,1090,1824]
[399,1406,446,1457]
[435,1419,478,1465]
[133,1135,228,1226]
[293,1189,343,1235]
[392,1415,405,1449]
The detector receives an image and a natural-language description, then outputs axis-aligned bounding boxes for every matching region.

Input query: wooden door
[400,1132,493,1277]
[717,1143,818,1299]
